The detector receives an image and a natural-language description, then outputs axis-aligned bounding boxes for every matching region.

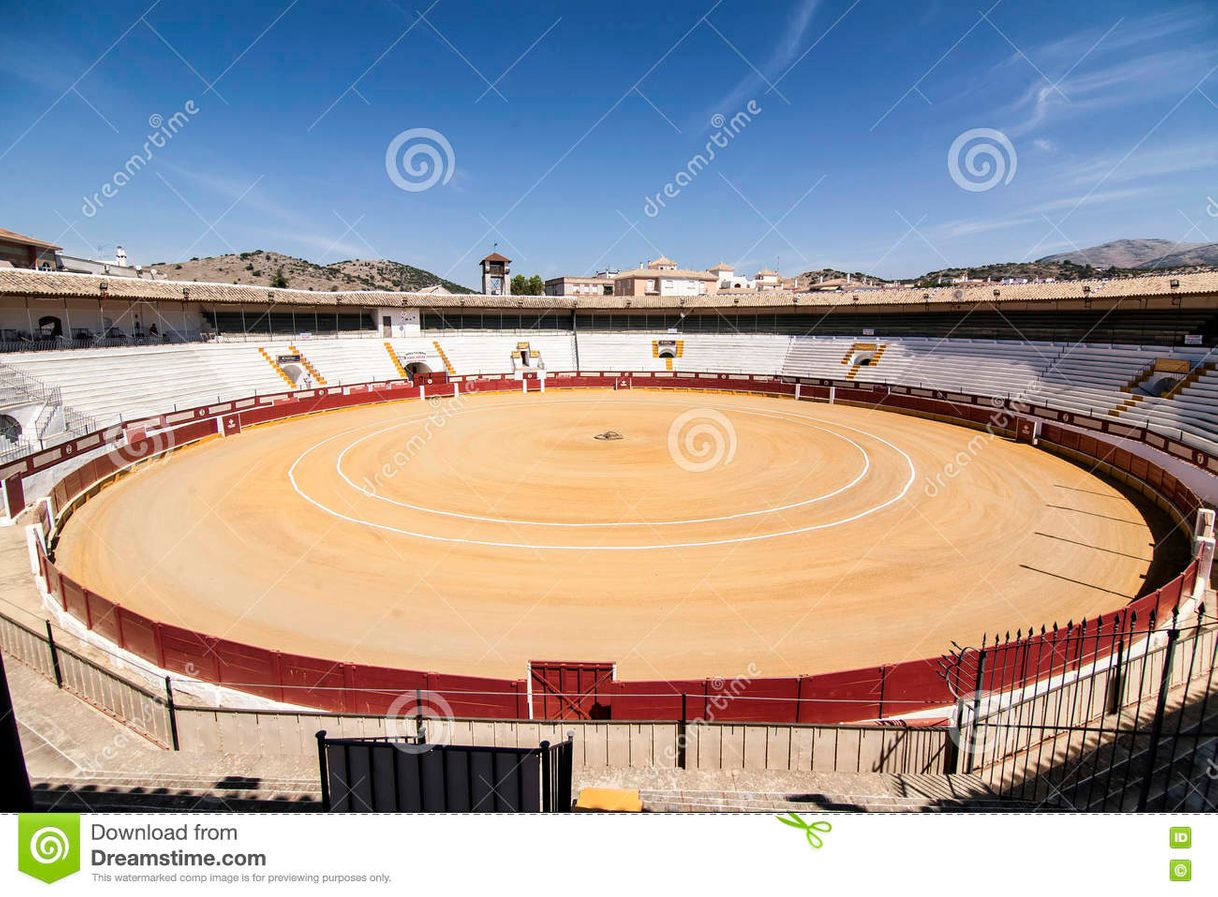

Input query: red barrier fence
[23,371,1210,724]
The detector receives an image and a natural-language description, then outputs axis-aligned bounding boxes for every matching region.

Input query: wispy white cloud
[1035,7,1212,61]
[153,159,372,261]
[1026,187,1152,213]
[934,188,1151,239]
[1000,8,1216,136]
[1060,141,1218,187]
[937,216,1040,239]
[709,0,821,117]
[241,226,367,260]
[155,160,296,223]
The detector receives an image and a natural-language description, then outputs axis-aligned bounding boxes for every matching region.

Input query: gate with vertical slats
[317,732,573,812]
[529,660,615,720]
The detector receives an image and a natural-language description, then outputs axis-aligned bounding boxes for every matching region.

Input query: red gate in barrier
[529,660,615,719]
[1015,417,1038,444]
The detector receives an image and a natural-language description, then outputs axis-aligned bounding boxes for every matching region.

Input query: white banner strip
[3,813,1211,894]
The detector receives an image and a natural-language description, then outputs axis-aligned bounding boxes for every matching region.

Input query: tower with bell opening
[480,251,511,296]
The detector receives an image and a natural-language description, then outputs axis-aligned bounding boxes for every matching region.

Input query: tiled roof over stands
[3,268,1218,311]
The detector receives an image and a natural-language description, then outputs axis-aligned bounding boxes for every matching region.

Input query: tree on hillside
[271,267,289,288]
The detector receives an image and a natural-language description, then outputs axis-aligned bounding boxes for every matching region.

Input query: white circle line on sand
[330,404,872,527]
[285,396,918,550]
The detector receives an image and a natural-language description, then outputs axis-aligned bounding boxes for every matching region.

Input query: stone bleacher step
[32,773,321,812]
[635,785,1032,813]
[576,771,1025,814]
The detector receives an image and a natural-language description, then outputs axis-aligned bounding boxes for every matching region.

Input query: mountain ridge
[1038,239,1211,270]
[148,250,475,294]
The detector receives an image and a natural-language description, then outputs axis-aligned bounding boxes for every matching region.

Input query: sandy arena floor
[54,389,1157,681]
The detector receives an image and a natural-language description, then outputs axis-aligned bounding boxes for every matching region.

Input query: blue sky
[2,0,1217,287]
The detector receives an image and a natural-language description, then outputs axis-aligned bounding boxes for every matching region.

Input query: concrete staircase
[573,768,1032,813]
[842,342,887,381]
[289,344,326,386]
[1109,393,1145,417]
[258,347,295,388]
[1165,361,1217,399]
[432,340,456,375]
[991,671,1218,812]
[384,342,408,378]
[1121,361,1158,394]
[32,774,320,812]
[652,339,685,371]
[634,780,1029,813]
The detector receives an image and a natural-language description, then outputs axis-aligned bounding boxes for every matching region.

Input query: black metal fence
[0,610,177,748]
[941,607,1218,811]
[317,731,574,813]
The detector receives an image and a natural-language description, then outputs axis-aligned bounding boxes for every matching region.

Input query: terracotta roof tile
[1,268,1216,311]
[0,226,61,251]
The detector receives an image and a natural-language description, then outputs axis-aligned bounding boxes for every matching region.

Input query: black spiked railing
[935,601,1217,811]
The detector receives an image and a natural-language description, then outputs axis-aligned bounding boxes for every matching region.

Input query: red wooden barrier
[26,372,1208,724]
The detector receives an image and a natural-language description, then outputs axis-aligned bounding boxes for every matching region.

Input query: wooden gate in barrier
[1014,417,1039,444]
[529,660,615,720]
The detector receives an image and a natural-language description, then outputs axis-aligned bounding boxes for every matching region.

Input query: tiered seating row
[3,332,1217,453]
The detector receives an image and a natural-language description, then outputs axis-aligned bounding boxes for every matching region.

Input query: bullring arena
[1,265,1216,811]
[54,388,1155,682]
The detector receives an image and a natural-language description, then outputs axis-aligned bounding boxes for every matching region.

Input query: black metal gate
[317,732,573,813]
[940,609,1218,811]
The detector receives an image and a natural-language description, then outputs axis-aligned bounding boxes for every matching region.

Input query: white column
[1193,507,1215,542]
[1194,536,1215,598]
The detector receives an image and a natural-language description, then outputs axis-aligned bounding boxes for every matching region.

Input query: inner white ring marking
[286,396,917,550]
[331,406,871,527]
